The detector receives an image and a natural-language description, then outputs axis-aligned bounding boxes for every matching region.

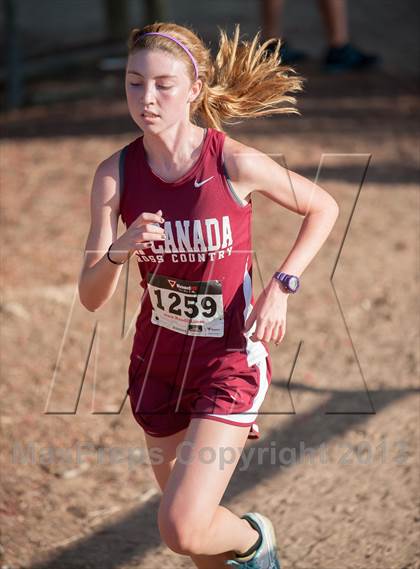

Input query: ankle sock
[234,517,263,562]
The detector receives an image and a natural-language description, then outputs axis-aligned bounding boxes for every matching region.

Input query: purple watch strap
[273,271,300,293]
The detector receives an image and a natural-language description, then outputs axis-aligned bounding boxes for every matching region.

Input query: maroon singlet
[119,127,272,439]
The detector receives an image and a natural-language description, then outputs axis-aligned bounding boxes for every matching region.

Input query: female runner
[78,22,339,569]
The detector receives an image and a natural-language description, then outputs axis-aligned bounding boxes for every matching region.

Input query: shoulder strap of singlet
[119,145,129,199]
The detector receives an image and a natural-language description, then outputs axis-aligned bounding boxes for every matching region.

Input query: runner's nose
[142,82,157,107]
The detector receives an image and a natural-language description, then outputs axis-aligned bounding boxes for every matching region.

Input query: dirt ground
[1,36,420,569]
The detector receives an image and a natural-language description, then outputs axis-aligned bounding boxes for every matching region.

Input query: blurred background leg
[260,0,308,64]
[317,0,349,47]
[317,0,380,71]
[261,0,284,40]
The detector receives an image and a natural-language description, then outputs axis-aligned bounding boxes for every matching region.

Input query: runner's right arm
[78,152,165,312]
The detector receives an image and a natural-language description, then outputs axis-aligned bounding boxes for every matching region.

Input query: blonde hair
[127,22,304,132]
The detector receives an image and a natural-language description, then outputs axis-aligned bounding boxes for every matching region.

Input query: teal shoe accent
[225,512,281,568]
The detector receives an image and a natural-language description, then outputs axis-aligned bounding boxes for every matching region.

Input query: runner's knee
[158,504,206,555]
[158,517,203,555]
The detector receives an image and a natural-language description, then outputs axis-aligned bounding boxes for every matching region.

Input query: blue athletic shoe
[225,512,281,568]
[323,42,380,73]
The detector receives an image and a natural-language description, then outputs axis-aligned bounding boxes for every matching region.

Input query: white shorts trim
[204,357,269,426]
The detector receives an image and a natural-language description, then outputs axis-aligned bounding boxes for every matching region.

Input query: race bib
[147,272,224,337]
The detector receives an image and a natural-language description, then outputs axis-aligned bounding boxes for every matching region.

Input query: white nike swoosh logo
[194,176,214,188]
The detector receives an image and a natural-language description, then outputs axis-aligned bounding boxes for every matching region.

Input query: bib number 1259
[147,272,224,337]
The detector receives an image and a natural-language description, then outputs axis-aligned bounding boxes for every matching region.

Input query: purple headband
[138,32,199,80]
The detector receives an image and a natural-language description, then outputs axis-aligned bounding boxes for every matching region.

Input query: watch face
[288,276,299,291]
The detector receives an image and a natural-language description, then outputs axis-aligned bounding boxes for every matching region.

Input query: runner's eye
[128,83,171,89]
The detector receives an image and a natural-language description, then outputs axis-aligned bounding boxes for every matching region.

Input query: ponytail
[194,25,304,130]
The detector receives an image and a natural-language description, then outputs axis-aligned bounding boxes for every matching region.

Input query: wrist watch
[272,271,300,293]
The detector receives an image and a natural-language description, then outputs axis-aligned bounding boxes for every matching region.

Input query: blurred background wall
[1,0,419,110]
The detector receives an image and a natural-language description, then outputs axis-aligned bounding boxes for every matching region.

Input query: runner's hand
[243,278,288,345]
[113,209,166,260]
